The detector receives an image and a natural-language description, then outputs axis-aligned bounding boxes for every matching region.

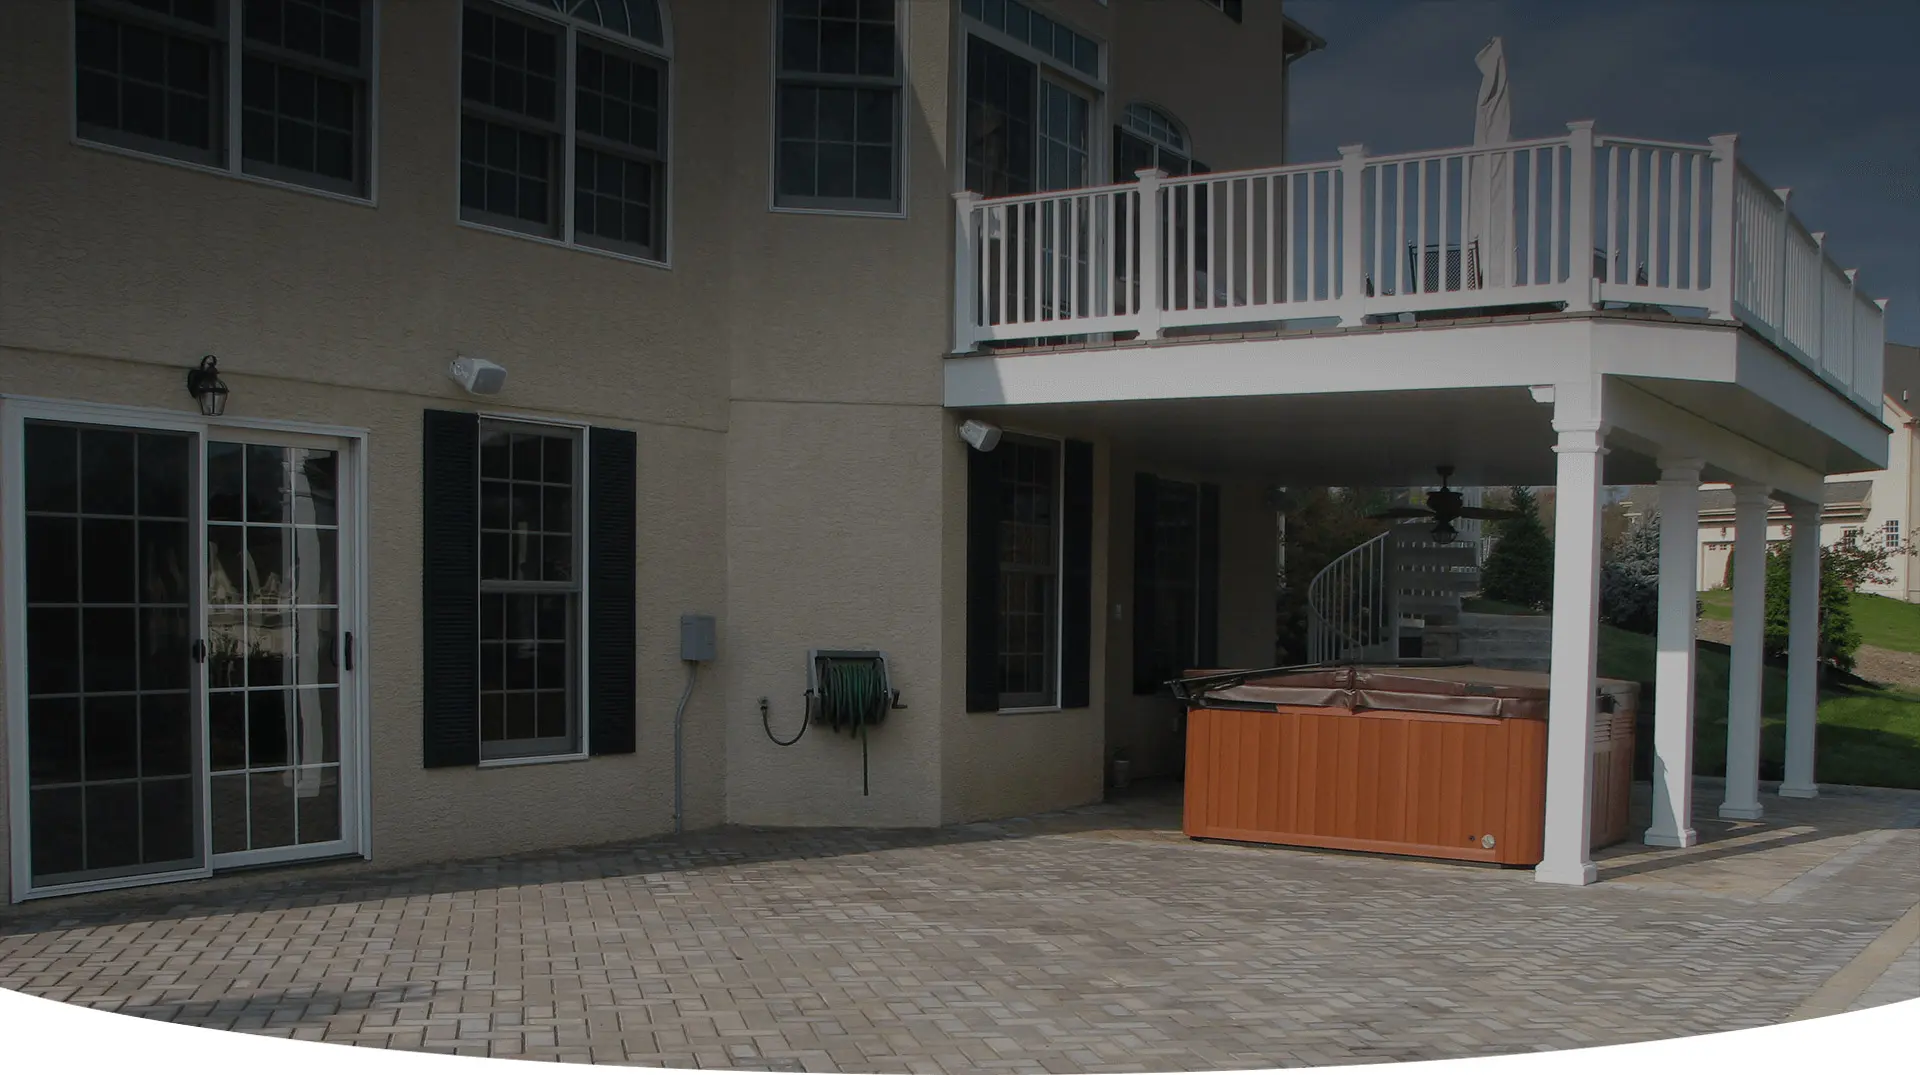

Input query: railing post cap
[1812,230,1827,244]
[1565,119,1597,132]
[1134,167,1167,181]
[1773,186,1792,202]
[1876,297,1891,311]
[1338,142,1368,157]
[952,189,979,203]
[1845,268,1859,283]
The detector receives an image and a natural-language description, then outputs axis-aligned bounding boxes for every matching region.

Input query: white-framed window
[459,0,671,263]
[960,0,1101,198]
[1842,527,1862,546]
[1198,0,1243,22]
[477,420,585,761]
[73,0,378,200]
[1883,519,1901,550]
[772,0,904,215]
[994,433,1062,709]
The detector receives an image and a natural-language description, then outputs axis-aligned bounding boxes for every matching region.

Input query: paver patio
[2,778,1916,1072]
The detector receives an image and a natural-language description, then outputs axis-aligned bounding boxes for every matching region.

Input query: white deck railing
[953,122,1889,413]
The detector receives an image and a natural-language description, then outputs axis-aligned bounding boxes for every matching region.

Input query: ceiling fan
[1367,466,1520,543]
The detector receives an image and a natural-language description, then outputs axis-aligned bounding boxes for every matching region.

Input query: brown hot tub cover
[1175,664,1638,722]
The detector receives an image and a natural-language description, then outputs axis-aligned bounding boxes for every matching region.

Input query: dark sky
[1284,0,1917,344]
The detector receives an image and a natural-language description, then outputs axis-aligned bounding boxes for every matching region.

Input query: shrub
[1599,511,1661,634]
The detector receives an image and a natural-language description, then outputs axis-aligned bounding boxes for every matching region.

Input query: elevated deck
[951,123,1889,418]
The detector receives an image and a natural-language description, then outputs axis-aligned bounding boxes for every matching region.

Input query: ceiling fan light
[1432,521,1458,544]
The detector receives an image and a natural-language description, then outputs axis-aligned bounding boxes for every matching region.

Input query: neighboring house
[1696,343,1920,599]
[0,0,1891,901]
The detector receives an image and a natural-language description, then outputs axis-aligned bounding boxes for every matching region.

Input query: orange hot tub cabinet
[1179,665,1638,866]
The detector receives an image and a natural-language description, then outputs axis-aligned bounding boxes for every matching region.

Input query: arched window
[1113,102,1204,181]
[460,0,673,263]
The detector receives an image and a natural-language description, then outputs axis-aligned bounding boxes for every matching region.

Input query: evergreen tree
[1480,486,1554,610]
[1599,511,1661,633]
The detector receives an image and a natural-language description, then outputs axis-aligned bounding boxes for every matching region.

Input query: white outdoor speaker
[958,419,1002,452]
[449,356,507,396]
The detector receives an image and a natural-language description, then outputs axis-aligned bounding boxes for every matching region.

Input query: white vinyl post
[1134,168,1167,341]
[1338,143,1368,324]
[952,191,980,354]
[1564,121,1597,313]
[1772,187,1793,349]
[1537,398,1607,886]
[1645,460,1704,847]
[1706,134,1738,321]
[1721,483,1771,820]
[1780,498,1822,798]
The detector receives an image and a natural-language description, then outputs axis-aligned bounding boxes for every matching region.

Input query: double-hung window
[420,411,637,769]
[459,0,671,262]
[477,422,581,760]
[1884,519,1902,551]
[774,0,904,214]
[996,435,1061,708]
[73,0,376,198]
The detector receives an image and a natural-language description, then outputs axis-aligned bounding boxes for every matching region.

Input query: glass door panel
[21,420,201,889]
[205,441,345,861]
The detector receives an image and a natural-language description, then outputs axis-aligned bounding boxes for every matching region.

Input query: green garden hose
[812,656,893,796]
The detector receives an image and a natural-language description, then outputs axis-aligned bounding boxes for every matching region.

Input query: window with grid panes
[1885,519,1902,550]
[477,422,582,760]
[459,0,669,261]
[995,436,1060,708]
[775,0,903,213]
[75,1,373,197]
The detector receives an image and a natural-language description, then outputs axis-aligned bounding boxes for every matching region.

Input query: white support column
[1780,498,1822,798]
[1645,460,1704,847]
[1721,483,1772,820]
[1537,409,1608,886]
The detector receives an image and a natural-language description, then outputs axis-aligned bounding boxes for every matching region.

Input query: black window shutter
[1197,482,1221,669]
[964,442,1002,712]
[587,425,638,755]
[422,409,480,768]
[1132,473,1161,694]
[1060,440,1094,709]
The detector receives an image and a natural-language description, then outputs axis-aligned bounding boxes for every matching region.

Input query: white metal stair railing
[1306,530,1395,664]
[1307,525,1484,664]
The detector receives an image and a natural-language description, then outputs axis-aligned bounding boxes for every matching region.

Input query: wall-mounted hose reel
[761,649,904,796]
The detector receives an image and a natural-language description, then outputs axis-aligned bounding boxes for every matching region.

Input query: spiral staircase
[1305,523,1484,664]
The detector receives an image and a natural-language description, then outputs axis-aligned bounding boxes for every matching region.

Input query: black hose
[762,693,809,746]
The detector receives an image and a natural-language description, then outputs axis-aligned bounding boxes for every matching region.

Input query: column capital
[1784,496,1822,521]
[1656,457,1706,482]
[1731,483,1773,507]
[1551,422,1610,455]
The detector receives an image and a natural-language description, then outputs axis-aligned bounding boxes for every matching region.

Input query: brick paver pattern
[3,780,1917,1071]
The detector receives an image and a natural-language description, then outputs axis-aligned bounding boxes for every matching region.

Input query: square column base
[1719,802,1765,820]
[1643,828,1699,848]
[1534,859,1598,886]
[1778,784,1819,799]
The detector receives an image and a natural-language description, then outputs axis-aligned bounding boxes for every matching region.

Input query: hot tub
[1174,664,1637,866]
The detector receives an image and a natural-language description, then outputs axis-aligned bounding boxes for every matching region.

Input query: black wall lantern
[187,355,229,416]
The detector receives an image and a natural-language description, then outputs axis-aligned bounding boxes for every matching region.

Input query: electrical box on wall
[679,614,716,662]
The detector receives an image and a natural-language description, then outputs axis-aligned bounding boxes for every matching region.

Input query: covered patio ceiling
[981,386,1673,488]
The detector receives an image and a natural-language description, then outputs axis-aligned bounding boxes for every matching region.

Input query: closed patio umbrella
[1467,36,1511,289]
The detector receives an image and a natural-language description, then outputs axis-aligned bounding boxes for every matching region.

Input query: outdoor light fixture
[186,355,229,417]
[1432,521,1458,544]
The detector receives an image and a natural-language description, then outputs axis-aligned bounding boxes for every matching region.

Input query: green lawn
[1596,623,1920,790]
[1698,587,1920,655]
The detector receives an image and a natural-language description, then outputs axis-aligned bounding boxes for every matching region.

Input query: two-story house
[0,0,1893,902]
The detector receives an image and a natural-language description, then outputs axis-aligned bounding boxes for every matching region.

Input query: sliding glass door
[10,410,361,898]
[21,421,201,889]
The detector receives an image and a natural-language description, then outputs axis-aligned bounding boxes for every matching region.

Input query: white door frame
[2,395,372,902]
